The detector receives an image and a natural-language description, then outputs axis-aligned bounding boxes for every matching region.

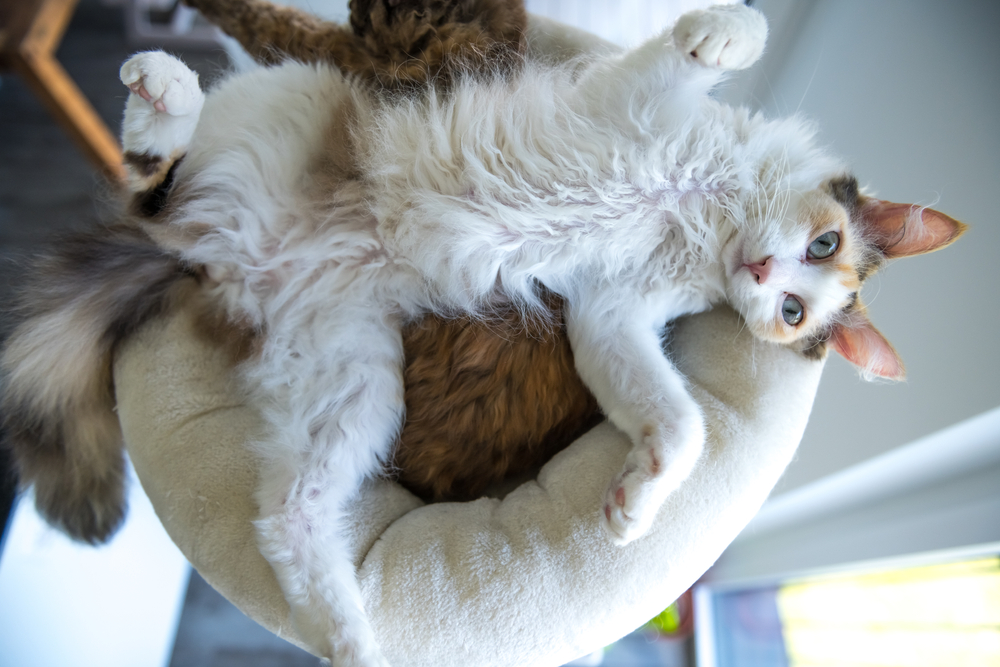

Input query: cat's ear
[860,198,968,259]
[827,310,905,381]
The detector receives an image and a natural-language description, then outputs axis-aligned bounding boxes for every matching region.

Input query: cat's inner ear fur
[859,196,968,259]
[827,306,905,380]
[794,301,904,380]
[820,174,968,270]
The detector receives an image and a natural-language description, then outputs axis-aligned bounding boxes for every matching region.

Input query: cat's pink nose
[746,257,773,284]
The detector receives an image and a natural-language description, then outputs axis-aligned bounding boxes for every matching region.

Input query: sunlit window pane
[777,558,1000,667]
[705,556,1000,667]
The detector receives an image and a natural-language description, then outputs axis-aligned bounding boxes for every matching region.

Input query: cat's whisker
[863,273,884,307]
[794,57,824,117]
[733,298,752,340]
[755,70,781,116]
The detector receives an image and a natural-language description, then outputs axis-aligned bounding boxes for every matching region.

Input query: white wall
[723,0,1000,493]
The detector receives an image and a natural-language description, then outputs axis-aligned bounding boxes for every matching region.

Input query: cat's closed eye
[782,295,804,325]
[807,231,839,259]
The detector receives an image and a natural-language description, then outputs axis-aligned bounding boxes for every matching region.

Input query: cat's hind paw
[673,4,767,71]
[120,51,203,117]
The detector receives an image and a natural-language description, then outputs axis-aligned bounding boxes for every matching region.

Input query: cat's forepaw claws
[673,5,767,71]
[601,463,661,545]
[120,51,203,117]
[127,81,167,112]
[601,441,665,544]
[601,421,704,545]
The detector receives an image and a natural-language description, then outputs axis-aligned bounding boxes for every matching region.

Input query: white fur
[120,6,848,665]
[120,51,204,157]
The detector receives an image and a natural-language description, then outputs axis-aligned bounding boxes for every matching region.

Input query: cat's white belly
[160,58,735,341]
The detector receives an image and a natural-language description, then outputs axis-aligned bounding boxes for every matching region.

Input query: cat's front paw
[603,462,665,545]
[119,51,204,170]
[673,4,767,71]
[120,51,203,117]
[602,420,704,544]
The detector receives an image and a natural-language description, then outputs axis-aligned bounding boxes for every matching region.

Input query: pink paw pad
[128,82,167,112]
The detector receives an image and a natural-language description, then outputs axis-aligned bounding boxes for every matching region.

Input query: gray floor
[0,2,692,666]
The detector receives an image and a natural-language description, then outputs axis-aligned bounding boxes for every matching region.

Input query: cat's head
[724,175,966,379]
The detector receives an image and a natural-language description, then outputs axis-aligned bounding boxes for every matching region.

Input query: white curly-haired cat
[2,5,965,665]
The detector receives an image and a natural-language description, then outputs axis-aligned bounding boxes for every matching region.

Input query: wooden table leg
[9,50,126,181]
[1,0,125,182]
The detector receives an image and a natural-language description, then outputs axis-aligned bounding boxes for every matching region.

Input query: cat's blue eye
[782,295,804,326]
[807,231,840,259]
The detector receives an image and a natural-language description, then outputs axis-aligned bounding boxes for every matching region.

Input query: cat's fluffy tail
[1,225,190,543]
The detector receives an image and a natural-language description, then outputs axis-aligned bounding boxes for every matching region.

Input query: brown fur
[183,0,527,88]
[126,152,185,218]
[124,148,184,190]
[396,293,600,500]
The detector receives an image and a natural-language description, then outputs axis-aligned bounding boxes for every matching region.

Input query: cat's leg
[119,51,204,198]
[572,4,766,114]
[565,294,705,545]
[251,308,404,667]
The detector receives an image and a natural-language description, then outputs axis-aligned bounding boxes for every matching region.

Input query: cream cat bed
[112,12,823,667]
[116,304,822,667]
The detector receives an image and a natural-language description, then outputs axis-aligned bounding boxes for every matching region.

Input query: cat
[0,5,966,665]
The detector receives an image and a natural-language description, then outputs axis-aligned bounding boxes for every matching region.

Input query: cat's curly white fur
[103,5,958,665]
